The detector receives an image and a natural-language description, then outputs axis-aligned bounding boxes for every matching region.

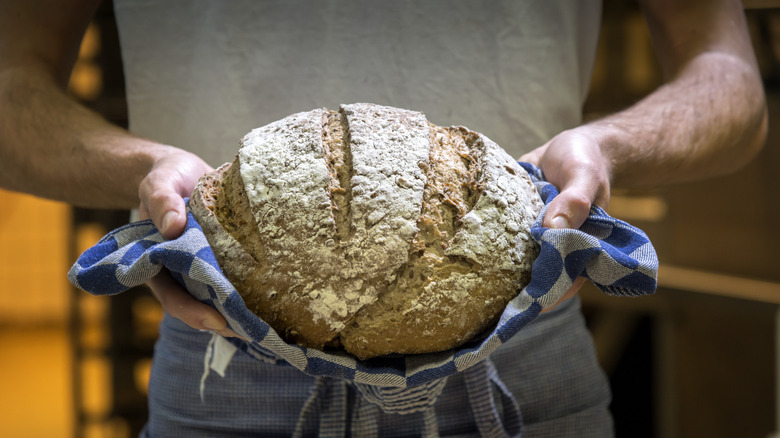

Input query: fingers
[526,128,611,310]
[541,276,587,313]
[518,146,545,165]
[136,150,233,336]
[148,270,242,339]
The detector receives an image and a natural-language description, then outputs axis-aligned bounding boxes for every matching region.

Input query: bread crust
[191,103,542,359]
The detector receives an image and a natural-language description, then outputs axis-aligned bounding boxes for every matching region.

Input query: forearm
[0,65,172,209]
[589,50,767,190]
[520,0,766,233]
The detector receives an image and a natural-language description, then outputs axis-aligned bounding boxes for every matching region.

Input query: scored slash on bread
[190,103,543,360]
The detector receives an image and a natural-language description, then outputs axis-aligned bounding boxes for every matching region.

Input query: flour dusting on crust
[190,103,543,358]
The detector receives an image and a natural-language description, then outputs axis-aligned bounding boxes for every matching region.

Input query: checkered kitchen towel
[69,162,657,437]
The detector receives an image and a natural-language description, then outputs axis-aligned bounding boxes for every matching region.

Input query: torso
[113,0,601,166]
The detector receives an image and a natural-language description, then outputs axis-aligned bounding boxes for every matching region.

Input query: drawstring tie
[288,358,521,438]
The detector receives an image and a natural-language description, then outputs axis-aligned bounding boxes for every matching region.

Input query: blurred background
[3,1,780,437]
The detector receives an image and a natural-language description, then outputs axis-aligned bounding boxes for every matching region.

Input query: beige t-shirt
[113,0,601,166]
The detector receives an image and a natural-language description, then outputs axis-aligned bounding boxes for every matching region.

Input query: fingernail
[161,211,178,235]
[551,215,570,229]
[219,329,245,340]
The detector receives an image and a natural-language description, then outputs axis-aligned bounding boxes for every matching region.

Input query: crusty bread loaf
[190,103,543,360]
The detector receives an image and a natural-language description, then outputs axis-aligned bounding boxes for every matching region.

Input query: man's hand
[521,128,611,230]
[521,127,612,312]
[138,147,241,338]
[138,147,213,239]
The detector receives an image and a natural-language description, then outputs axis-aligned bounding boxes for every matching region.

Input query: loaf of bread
[190,103,543,360]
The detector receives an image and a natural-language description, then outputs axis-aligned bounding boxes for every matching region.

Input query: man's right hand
[139,146,213,239]
[139,147,241,338]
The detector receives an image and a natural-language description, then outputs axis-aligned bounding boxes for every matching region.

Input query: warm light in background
[0,190,71,325]
[608,194,668,223]
[69,23,103,101]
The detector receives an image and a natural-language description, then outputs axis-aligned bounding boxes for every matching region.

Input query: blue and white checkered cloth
[69,162,657,437]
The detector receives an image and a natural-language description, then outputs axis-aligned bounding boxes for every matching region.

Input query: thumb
[139,178,189,240]
[155,197,187,239]
[543,177,609,230]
